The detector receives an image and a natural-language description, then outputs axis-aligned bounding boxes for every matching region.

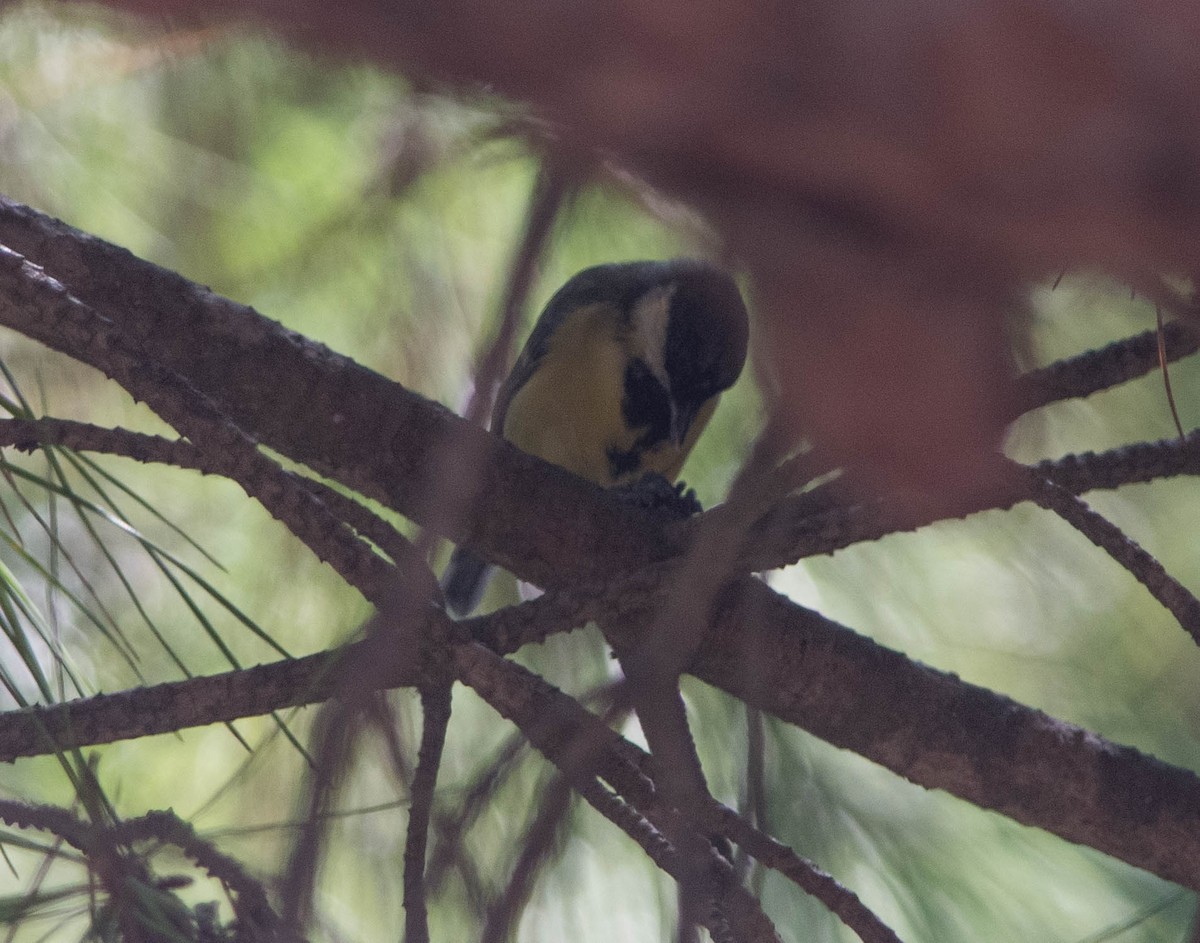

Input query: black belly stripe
[609,359,674,481]
[622,359,671,440]
[607,444,643,480]
[607,426,673,481]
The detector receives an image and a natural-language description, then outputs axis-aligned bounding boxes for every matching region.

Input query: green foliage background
[0,5,1199,941]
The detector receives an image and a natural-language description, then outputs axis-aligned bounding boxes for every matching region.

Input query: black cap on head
[659,261,749,403]
[518,258,748,413]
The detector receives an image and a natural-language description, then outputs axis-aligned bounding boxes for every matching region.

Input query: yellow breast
[500,304,716,486]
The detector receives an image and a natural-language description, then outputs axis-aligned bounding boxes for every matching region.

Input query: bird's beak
[670,399,700,447]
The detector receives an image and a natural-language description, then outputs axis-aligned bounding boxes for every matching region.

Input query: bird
[442,258,750,617]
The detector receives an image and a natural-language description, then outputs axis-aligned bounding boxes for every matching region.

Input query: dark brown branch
[0,648,372,760]
[479,775,573,943]
[1024,467,1200,645]
[0,800,282,938]
[0,248,402,608]
[454,641,783,943]
[0,418,198,469]
[741,430,1200,572]
[111,810,280,935]
[5,196,1200,894]
[4,195,1198,591]
[0,195,674,599]
[13,189,1196,611]
[0,416,437,599]
[698,582,1200,893]
[403,686,452,943]
[4,441,1200,899]
[708,802,902,943]
[459,435,1200,680]
[1033,432,1200,492]
[6,608,1200,911]
[454,668,833,934]
[1009,320,1200,418]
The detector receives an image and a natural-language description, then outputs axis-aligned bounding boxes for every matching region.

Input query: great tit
[443,258,750,616]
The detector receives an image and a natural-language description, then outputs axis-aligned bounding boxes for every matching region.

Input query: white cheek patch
[629,283,676,391]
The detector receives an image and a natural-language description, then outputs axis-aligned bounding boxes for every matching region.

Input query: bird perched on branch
[443,258,750,616]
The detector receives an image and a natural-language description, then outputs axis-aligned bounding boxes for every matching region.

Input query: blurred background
[0,5,1199,941]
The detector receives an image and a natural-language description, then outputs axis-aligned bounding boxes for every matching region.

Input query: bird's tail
[442,546,492,617]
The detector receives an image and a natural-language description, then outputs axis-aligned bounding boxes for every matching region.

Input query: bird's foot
[612,473,702,517]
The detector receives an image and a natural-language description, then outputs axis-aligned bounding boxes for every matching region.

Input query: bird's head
[627,260,749,446]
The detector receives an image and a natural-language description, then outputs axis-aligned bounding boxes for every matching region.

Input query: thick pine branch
[1,194,1194,603]
[4,592,1200,895]
[3,197,1200,890]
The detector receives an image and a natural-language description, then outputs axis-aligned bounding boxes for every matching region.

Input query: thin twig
[702,803,902,943]
[463,159,573,427]
[572,776,781,943]
[0,415,439,602]
[112,810,279,934]
[740,705,767,891]
[613,417,791,935]
[424,157,572,556]
[426,729,530,891]
[1156,306,1187,441]
[454,643,886,943]
[279,701,362,931]
[403,685,452,943]
[392,156,573,938]
[479,774,573,943]
[1023,465,1200,646]
[741,429,1200,573]
[0,250,405,608]
[1010,319,1199,419]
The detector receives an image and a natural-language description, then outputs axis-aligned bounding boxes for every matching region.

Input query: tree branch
[742,431,1200,571]
[0,246,403,607]
[4,588,1200,897]
[1024,466,1200,645]
[80,0,1200,500]
[4,195,1200,892]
